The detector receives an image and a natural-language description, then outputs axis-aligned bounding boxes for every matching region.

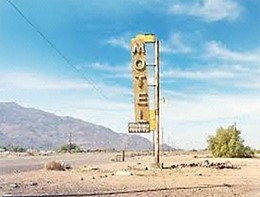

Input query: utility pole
[167,136,170,152]
[171,139,174,153]
[68,132,72,153]
[152,131,155,156]
[161,127,164,155]
[154,40,160,164]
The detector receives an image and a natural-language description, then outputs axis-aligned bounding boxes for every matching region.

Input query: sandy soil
[0,152,260,196]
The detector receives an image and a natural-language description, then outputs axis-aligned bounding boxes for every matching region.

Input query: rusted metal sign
[131,37,150,123]
[129,34,157,133]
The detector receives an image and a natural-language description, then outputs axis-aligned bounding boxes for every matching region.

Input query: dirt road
[0,152,116,175]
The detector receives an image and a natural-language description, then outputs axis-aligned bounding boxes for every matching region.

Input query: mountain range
[0,102,171,151]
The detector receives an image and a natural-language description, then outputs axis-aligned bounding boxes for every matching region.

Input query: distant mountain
[0,102,172,151]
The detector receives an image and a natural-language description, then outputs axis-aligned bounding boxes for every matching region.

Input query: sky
[0,0,260,149]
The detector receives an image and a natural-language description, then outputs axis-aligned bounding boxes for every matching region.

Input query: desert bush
[5,145,26,152]
[255,150,260,154]
[59,143,84,153]
[207,125,254,158]
[0,146,7,151]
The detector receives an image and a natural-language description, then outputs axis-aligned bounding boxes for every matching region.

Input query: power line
[6,0,109,100]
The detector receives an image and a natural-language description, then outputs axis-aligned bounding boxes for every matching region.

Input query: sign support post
[154,40,160,164]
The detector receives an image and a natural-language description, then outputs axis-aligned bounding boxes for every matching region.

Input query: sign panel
[135,34,155,43]
[128,122,150,133]
[131,38,150,123]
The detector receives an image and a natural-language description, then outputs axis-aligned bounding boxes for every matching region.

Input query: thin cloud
[235,77,260,90]
[106,32,192,54]
[162,63,260,91]
[161,33,192,54]
[77,62,131,79]
[0,72,91,90]
[168,0,242,22]
[0,72,132,98]
[162,67,238,80]
[161,92,260,149]
[201,41,260,91]
[104,73,131,80]
[205,41,260,64]
[162,93,260,123]
[90,62,130,72]
[106,36,129,50]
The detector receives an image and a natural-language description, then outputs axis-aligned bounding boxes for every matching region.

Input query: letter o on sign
[135,59,145,71]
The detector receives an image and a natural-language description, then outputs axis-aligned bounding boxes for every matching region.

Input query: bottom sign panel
[128,122,150,133]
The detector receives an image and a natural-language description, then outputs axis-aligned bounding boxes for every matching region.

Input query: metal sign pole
[154,40,160,164]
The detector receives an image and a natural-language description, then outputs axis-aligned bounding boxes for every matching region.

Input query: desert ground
[0,151,260,196]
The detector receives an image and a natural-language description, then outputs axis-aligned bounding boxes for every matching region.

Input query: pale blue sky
[0,0,260,149]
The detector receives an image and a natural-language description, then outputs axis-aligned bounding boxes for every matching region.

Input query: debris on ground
[3,193,13,196]
[9,183,18,188]
[30,182,38,186]
[99,174,109,178]
[64,163,72,170]
[115,170,133,176]
[170,160,239,169]
[44,161,68,171]
[127,163,149,171]
[79,166,100,172]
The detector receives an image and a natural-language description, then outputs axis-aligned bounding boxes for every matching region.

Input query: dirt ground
[0,152,260,196]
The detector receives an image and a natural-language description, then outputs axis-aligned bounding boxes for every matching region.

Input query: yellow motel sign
[131,36,150,123]
[129,34,161,164]
[129,34,157,133]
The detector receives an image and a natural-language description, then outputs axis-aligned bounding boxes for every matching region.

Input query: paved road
[0,152,116,175]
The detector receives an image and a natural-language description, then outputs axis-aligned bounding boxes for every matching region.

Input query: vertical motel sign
[128,34,156,133]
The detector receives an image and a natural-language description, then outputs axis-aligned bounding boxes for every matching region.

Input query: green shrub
[0,146,7,151]
[6,145,26,152]
[207,125,254,158]
[59,143,84,153]
[255,150,260,154]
